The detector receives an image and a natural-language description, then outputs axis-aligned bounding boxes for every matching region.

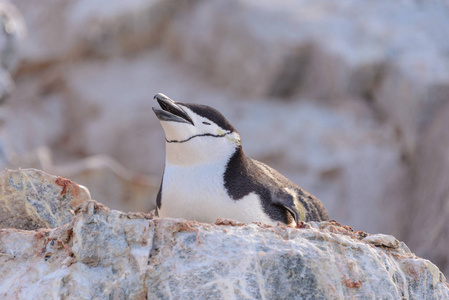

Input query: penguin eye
[202,121,211,125]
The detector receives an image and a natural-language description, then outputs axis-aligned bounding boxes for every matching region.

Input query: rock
[0,199,448,299]
[66,0,198,56]
[0,1,25,73]
[0,169,90,230]
[52,154,159,213]
[7,147,159,213]
[13,0,197,67]
[12,0,77,67]
[2,76,67,155]
[404,102,449,277]
[0,0,25,165]
[362,234,399,249]
[163,0,449,101]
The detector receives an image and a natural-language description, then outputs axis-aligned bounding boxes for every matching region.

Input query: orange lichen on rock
[342,277,363,289]
[55,176,80,197]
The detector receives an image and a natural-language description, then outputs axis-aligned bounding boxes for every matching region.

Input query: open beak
[152,93,194,125]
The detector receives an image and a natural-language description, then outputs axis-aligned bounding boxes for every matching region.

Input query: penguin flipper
[271,196,301,224]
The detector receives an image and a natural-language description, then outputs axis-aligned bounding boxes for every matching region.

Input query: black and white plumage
[152,93,328,226]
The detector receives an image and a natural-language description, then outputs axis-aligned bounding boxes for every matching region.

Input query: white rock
[0,200,448,299]
[362,234,399,248]
[52,154,160,213]
[405,102,449,277]
[163,0,449,156]
[14,0,195,63]
[0,168,90,230]
[7,148,159,213]
[0,0,25,111]
[13,0,75,64]
[0,1,25,72]
[2,77,66,155]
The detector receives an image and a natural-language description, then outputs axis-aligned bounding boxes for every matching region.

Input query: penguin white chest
[158,163,276,225]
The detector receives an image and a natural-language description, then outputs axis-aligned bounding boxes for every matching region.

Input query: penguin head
[153,93,241,166]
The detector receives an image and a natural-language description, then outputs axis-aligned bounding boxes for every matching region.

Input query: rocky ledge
[0,169,448,299]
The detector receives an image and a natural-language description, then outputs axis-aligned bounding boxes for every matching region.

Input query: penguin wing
[271,184,329,223]
[251,159,326,223]
[271,193,303,223]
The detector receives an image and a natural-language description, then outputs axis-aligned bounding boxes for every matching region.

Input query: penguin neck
[227,145,249,169]
[165,140,240,167]
[223,145,254,200]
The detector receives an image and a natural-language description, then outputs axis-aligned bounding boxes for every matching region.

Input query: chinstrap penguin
[152,93,328,226]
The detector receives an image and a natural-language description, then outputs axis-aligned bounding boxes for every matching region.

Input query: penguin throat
[165,136,239,166]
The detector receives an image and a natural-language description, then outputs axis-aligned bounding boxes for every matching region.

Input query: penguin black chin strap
[166,132,231,143]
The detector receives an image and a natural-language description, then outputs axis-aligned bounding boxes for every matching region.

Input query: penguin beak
[152,93,194,125]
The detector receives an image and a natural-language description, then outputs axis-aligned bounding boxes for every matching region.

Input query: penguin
[152,93,328,226]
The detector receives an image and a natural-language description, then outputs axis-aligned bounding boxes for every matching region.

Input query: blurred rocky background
[1,0,449,276]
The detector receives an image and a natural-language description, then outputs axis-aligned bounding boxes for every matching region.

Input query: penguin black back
[224,146,329,224]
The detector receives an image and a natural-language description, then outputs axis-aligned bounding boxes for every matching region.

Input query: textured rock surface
[405,103,449,277]
[0,0,25,166]
[51,154,159,213]
[0,1,24,98]
[0,200,448,299]
[4,0,449,278]
[0,169,90,230]
[7,148,159,212]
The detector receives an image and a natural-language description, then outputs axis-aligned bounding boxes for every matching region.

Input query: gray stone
[0,1,25,72]
[52,154,160,213]
[7,148,159,213]
[405,102,449,277]
[13,0,76,66]
[2,76,67,155]
[0,199,448,299]
[362,234,399,249]
[0,168,90,230]
[0,0,25,166]
[13,0,197,65]
[163,0,449,111]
